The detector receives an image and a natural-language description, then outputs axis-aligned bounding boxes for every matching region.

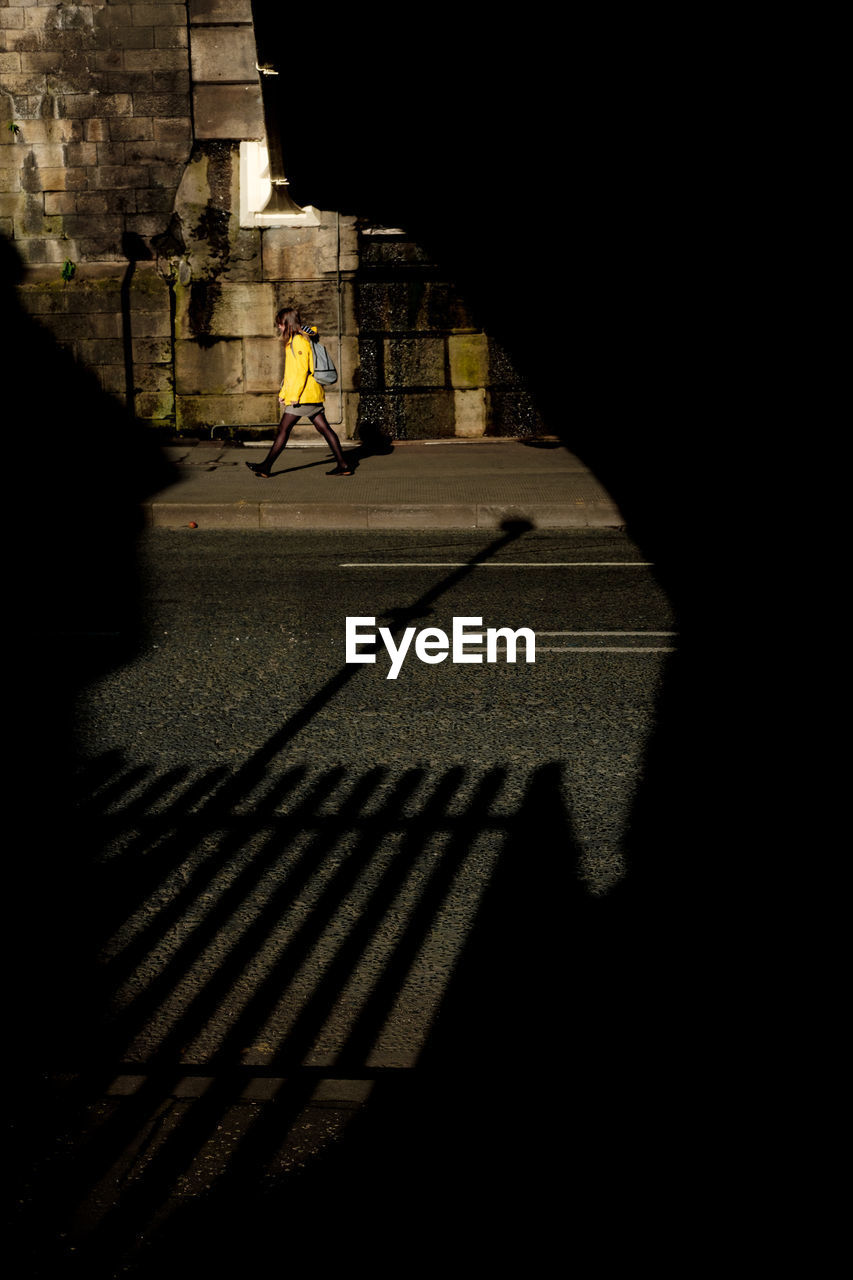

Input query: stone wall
[1,1,543,440]
[355,229,543,440]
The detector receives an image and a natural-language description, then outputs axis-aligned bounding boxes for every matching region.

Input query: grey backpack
[311,338,338,385]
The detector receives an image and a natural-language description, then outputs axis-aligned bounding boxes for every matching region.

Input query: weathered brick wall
[1,0,193,424]
[355,230,544,440]
[1,1,542,439]
[0,0,192,264]
[166,138,360,436]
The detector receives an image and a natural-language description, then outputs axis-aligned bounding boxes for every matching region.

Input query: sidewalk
[145,436,624,530]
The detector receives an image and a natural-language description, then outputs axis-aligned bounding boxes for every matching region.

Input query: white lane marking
[465,645,676,654]
[536,646,676,653]
[340,562,653,568]
[537,631,677,636]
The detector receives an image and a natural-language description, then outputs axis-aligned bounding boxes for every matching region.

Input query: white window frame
[239,140,320,228]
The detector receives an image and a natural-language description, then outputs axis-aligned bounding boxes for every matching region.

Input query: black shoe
[246,461,271,478]
[327,465,353,476]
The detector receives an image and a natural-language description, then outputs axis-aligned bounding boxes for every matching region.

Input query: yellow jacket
[279,330,325,405]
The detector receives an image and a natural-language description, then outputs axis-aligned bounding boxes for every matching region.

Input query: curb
[143,500,624,531]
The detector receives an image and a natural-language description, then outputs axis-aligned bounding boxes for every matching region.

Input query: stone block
[133,335,172,363]
[16,238,77,264]
[145,162,185,189]
[153,116,192,143]
[63,214,124,239]
[134,93,189,117]
[1,71,44,94]
[367,505,478,530]
[150,501,260,529]
[105,189,140,213]
[65,141,98,165]
[130,310,171,337]
[260,504,368,531]
[76,238,125,260]
[131,5,186,25]
[271,281,337,334]
[126,47,187,72]
[154,26,188,49]
[487,388,544,437]
[134,363,172,391]
[356,391,454,440]
[36,167,83,191]
[218,228,263,283]
[19,51,64,71]
[125,138,191,164]
[190,26,256,82]
[175,338,244,394]
[125,212,175,236]
[318,219,359,274]
[0,191,25,216]
[448,333,488,388]
[135,187,175,212]
[357,280,474,334]
[130,263,171,310]
[44,190,77,214]
[244,337,282,392]
[193,84,263,140]
[95,142,126,165]
[89,164,149,190]
[151,70,191,93]
[15,119,81,144]
[95,5,134,27]
[261,225,321,281]
[109,25,154,49]
[89,49,125,72]
[338,335,359,391]
[188,0,253,23]
[453,388,486,437]
[176,280,275,341]
[382,337,446,388]
[76,338,125,365]
[108,117,154,140]
[135,389,174,419]
[74,192,109,215]
[95,365,127,396]
[61,92,132,117]
[45,311,121,342]
[176,392,278,429]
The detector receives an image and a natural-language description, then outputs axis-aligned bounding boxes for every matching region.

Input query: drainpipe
[332,209,344,428]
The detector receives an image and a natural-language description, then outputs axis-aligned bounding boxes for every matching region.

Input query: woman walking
[246,307,353,478]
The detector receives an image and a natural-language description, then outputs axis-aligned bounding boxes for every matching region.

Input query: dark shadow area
[13,511,734,1276]
[3,229,179,1235]
[350,420,395,457]
[9,18,753,1267]
[253,10,724,625]
[16,751,590,1276]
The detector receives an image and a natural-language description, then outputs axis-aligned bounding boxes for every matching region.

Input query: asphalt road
[72,527,676,1063]
[18,526,696,1275]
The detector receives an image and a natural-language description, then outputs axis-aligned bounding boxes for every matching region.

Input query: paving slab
[144,440,624,530]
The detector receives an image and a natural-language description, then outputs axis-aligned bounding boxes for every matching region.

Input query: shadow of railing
[21,741,586,1274]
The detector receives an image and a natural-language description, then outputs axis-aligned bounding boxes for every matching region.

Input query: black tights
[261,410,348,471]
